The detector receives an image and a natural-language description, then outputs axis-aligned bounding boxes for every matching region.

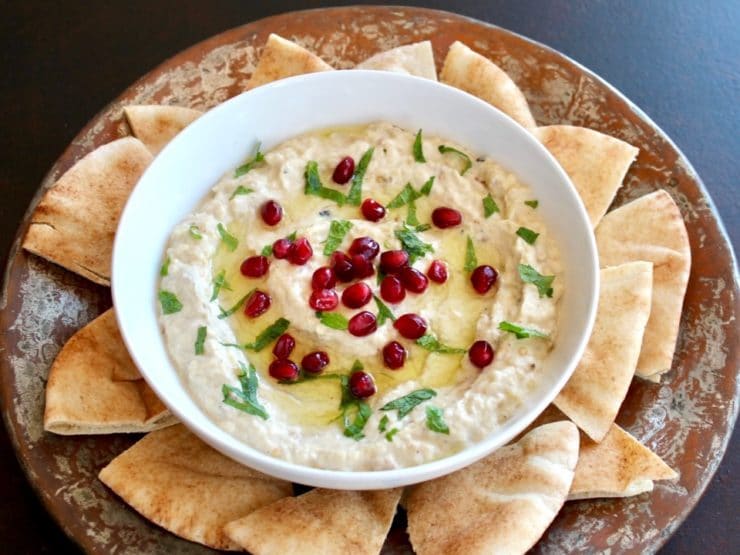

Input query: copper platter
[1,6,738,554]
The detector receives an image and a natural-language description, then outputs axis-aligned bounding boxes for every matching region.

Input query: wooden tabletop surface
[1,1,737,552]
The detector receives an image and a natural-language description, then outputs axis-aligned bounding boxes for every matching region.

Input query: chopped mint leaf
[322,219,353,256]
[426,405,449,434]
[483,194,499,218]
[188,224,203,240]
[343,400,371,440]
[414,223,432,232]
[373,295,396,326]
[498,320,550,339]
[378,414,389,433]
[160,256,170,277]
[194,326,207,355]
[518,263,554,298]
[286,231,298,241]
[416,334,467,354]
[158,291,183,314]
[346,147,374,206]
[218,289,254,319]
[525,199,539,209]
[316,311,349,330]
[387,183,419,209]
[516,227,540,245]
[244,317,291,351]
[210,269,232,301]
[419,175,435,196]
[406,198,420,226]
[385,428,399,441]
[261,244,273,257]
[380,388,437,419]
[222,362,268,419]
[413,129,426,162]
[438,145,472,175]
[230,185,254,200]
[395,225,434,263]
[350,360,364,372]
[217,223,238,252]
[234,143,265,177]
[464,236,477,272]
[304,161,346,205]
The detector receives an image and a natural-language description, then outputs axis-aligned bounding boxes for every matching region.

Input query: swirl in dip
[158,122,562,471]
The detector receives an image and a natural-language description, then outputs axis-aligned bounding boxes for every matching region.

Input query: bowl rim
[112,69,599,489]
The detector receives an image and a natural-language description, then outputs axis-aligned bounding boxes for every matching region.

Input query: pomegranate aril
[288,237,313,265]
[351,254,374,279]
[261,200,283,226]
[394,313,427,339]
[332,156,355,184]
[471,265,498,294]
[379,250,409,274]
[431,207,462,229]
[400,266,429,294]
[331,251,355,282]
[380,275,406,303]
[272,238,293,259]
[309,289,339,311]
[244,290,271,318]
[349,370,376,398]
[361,198,386,222]
[427,260,448,283]
[382,341,407,370]
[349,236,380,260]
[342,282,372,308]
[301,351,330,374]
[240,255,270,277]
[469,340,494,368]
[348,311,377,337]
[272,334,296,359]
[269,359,299,382]
[312,266,336,290]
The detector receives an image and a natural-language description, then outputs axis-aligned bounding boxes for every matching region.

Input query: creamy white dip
[158,122,562,470]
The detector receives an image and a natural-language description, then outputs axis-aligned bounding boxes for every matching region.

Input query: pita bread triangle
[533,125,639,227]
[406,421,579,555]
[440,41,536,130]
[356,41,438,80]
[247,33,333,90]
[595,190,691,380]
[99,424,293,550]
[23,137,152,286]
[555,261,653,441]
[569,424,678,500]
[224,487,402,555]
[44,309,175,434]
[124,105,202,155]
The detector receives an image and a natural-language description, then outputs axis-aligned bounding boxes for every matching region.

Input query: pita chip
[224,488,401,555]
[533,125,639,227]
[406,421,579,555]
[596,190,691,380]
[23,137,152,286]
[124,105,202,155]
[440,41,536,130]
[356,41,437,80]
[99,425,292,550]
[555,261,653,441]
[247,33,333,90]
[570,424,678,500]
[44,309,175,434]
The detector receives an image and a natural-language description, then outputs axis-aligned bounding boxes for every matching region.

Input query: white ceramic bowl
[113,70,598,489]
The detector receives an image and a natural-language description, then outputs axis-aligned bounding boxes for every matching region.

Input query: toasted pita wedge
[247,33,333,90]
[99,425,292,550]
[406,421,578,555]
[533,125,639,227]
[596,190,691,380]
[440,41,535,130]
[124,105,202,155]
[44,309,175,434]
[555,262,653,441]
[225,488,401,555]
[23,137,152,286]
[356,41,437,80]
[570,424,677,500]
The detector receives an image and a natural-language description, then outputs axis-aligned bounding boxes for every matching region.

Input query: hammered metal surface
[0,7,737,554]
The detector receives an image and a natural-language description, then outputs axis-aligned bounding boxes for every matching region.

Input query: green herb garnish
[516,227,540,245]
[222,362,268,419]
[343,401,371,440]
[244,318,291,351]
[160,256,171,277]
[498,320,550,339]
[158,291,183,314]
[260,244,273,257]
[380,388,437,419]
[518,263,554,298]
[416,334,467,354]
[378,414,389,433]
[210,269,232,301]
[425,405,449,434]
[218,289,254,319]
[395,225,434,263]
[438,145,472,175]
[406,198,420,226]
[413,129,426,162]
[304,161,346,205]
[387,183,419,209]
[316,311,349,330]
[419,175,435,196]
[464,236,477,272]
[230,185,254,200]
[234,143,265,177]
[385,428,399,441]
[525,199,539,209]
[323,219,353,256]
[188,224,203,240]
[374,295,396,326]
[194,326,207,355]
[346,147,374,206]
[483,194,499,218]
[217,223,238,251]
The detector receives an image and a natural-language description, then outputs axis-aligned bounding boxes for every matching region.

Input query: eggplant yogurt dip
[157,122,562,471]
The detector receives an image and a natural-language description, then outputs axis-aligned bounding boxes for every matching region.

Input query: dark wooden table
[1,1,737,552]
